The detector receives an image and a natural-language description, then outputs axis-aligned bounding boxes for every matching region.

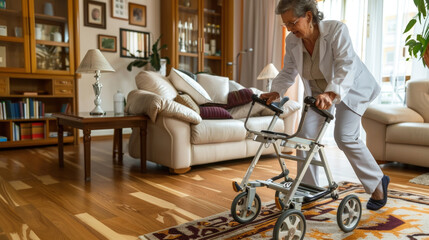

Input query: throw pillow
[135,70,178,100]
[226,88,254,109]
[169,68,212,105]
[229,80,245,92]
[197,74,229,104]
[200,106,233,119]
[174,94,200,114]
[178,69,197,81]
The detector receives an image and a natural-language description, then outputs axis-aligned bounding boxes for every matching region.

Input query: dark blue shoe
[367,175,390,210]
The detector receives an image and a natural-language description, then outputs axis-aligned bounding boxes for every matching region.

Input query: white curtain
[239,0,278,90]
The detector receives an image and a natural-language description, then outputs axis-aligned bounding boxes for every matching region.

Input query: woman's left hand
[315,92,336,110]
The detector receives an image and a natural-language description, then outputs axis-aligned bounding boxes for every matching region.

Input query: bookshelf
[0,73,75,148]
[0,0,79,148]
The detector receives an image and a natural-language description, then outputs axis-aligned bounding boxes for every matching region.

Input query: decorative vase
[44,2,54,16]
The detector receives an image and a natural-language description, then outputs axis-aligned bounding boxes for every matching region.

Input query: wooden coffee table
[53,112,147,181]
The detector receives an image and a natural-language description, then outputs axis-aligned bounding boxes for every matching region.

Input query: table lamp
[257,63,279,92]
[76,49,115,115]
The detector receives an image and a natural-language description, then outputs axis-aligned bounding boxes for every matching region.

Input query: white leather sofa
[362,79,429,167]
[125,69,301,173]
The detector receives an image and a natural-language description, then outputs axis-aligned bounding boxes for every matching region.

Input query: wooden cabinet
[0,0,78,148]
[161,0,234,79]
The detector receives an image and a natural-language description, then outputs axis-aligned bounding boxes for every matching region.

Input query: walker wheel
[273,209,306,240]
[331,192,339,200]
[337,194,361,232]
[231,191,261,224]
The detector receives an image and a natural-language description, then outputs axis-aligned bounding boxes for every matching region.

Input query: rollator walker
[230,95,362,239]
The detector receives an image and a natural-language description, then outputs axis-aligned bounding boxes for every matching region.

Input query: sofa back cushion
[169,68,212,105]
[135,71,177,100]
[197,74,229,104]
[407,79,429,122]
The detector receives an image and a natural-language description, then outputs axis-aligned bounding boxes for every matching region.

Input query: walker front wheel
[231,191,261,224]
[337,194,362,232]
[273,209,306,240]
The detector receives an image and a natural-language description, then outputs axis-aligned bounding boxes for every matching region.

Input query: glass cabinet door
[202,0,222,75]
[30,0,74,74]
[178,0,199,73]
[0,0,30,72]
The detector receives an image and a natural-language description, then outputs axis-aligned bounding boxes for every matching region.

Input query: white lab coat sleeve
[324,23,358,103]
[271,39,299,98]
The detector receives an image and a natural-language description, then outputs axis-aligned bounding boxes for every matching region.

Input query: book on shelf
[20,123,32,140]
[31,122,44,140]
[60,103,71,114]
[0,136,7,142]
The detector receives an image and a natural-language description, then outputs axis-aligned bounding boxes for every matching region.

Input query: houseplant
[404,0,429,67]
[125,35,170,73]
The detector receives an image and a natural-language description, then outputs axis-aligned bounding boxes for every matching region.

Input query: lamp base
[90,105,105,115]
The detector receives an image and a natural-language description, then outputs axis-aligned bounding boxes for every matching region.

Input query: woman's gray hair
[275,0,324,24]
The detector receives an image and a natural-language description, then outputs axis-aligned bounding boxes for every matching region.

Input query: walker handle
[304,96,334,120]
[252,94,288,114]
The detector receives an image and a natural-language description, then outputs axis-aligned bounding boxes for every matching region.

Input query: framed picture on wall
[98,35,117,52]
[111,0,128,20]
[84,0,106,29]
[128,3,146,27]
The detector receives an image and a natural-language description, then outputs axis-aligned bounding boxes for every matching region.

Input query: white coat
[272,20,380,115]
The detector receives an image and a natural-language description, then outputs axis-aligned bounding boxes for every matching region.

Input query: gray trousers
[297,101,383,194]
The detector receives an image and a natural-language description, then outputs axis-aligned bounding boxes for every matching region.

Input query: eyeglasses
[282,18,300,29]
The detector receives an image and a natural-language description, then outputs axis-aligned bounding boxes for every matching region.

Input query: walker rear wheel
[337,194,362,232]
[273,209,306,240]
[231,191,261,224]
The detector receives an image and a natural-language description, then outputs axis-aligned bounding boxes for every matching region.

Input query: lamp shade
[76,49,115,73]
[257,63,279,80]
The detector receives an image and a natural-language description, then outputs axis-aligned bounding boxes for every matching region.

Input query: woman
[261,0,389,210]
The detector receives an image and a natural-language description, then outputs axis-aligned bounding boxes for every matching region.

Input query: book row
[12,122,45,141]
[0,99,45,120]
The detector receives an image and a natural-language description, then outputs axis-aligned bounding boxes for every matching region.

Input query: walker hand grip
[252,94,287,114]
[304,96,334,120]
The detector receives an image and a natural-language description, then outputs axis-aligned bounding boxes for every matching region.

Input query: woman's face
[281,9,312,39]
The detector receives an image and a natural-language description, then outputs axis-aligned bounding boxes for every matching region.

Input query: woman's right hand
[260,92,280,105]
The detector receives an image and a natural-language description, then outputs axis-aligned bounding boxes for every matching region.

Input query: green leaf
[404,19,417,33]
[413,43,423,56]
[406,34,412,42]
[405,39,417,46]
[417,34,426,44]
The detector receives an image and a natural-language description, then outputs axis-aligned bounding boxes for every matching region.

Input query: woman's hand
[315,92,336,110]
[260,92,280,105]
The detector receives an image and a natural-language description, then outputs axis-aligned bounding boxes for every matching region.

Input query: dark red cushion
[199,106,233,119]
[226,88,253,109]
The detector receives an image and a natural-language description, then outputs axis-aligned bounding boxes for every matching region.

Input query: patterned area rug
[140,182,429,240]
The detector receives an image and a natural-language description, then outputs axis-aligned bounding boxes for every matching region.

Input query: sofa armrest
[363,104,424,125]
[126,89,202,124]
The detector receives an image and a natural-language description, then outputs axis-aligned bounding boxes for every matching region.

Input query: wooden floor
[0,136,428,240]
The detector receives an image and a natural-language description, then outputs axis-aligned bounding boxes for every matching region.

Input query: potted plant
[125,35,170,75]
[404,0,429,67]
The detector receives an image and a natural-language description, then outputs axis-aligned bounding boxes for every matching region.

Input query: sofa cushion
[386,122,429,146]
[226,88,253,109]
[174,93,200,114]
[191,119,246,144]
[237,116,284,134]
[135,71,177,100]
[197,74,229,104]
[169,68,212,105]
[200,106,232,119]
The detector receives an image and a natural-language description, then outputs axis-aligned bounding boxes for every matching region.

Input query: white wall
[78,0,160,136]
